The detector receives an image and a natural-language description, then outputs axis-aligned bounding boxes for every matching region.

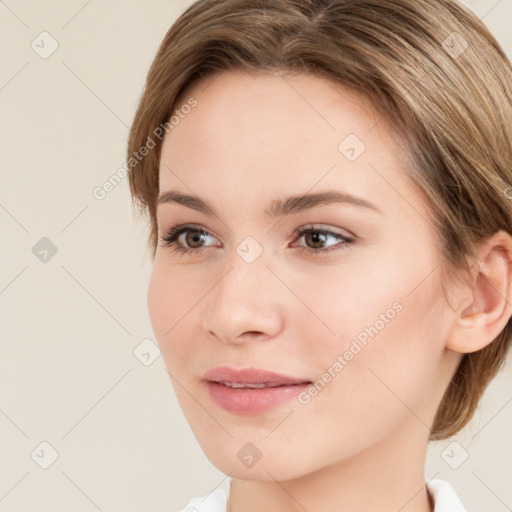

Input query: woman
[126,0,512,510]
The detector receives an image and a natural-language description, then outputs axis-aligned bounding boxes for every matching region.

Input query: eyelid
[291,223,354,240]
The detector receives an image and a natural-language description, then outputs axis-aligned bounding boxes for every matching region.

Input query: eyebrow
[157,189,382,217]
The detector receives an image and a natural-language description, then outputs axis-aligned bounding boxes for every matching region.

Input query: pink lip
[203,366,311,415]
[204,366,310,385]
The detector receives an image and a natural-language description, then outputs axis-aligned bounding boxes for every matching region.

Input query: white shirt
[178,478,467,512]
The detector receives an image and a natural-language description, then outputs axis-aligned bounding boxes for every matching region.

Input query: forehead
[165,69,386,150]
[158,69,416,215]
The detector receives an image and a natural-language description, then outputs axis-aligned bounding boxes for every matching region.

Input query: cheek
[309,242,443,353]
[295,251,445,408]
[286,297,443,467]
[147,266,171,340]
[147,265,197,370]
[286,260,405,362]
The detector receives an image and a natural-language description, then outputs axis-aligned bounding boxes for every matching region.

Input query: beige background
[1,0,511,510]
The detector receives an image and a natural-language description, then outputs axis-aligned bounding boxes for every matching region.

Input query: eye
[159,224,220,254]
[292,226,353,254]
[159,223,354,256]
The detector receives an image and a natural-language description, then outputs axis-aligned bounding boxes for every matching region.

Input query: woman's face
[148,69,460,480]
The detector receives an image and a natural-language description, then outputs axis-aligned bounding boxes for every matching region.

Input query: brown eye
[160,224,220,252]
[304,231,329,249]
[293,227,354,254]
[184,229,208,247]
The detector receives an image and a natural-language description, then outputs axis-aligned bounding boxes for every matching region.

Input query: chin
[198,440,317,482]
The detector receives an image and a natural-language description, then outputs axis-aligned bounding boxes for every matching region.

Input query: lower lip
[206,381,310,414]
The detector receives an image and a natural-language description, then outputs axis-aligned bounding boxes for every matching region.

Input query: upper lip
[203,366,311,386]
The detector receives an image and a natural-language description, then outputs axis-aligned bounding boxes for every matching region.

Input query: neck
[228,417,433,512]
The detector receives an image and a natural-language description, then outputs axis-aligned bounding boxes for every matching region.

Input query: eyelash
[159,223,354,256]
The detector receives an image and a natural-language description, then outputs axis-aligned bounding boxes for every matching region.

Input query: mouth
[203,367,312,414]
[203,366,311,385]
[213,381,287,389]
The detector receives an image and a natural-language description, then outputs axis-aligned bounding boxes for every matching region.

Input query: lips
[217,382,281,389]
[204,366,310,386]
[203,367,312,414]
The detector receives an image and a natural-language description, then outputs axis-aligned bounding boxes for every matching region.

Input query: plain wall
[1,0,511,510]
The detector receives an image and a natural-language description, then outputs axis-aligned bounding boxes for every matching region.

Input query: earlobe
[446,230,512,354]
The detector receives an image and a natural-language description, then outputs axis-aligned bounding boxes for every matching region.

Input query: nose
[201,250,285,345]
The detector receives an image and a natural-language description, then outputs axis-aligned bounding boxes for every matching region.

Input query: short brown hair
[127,0,512,439]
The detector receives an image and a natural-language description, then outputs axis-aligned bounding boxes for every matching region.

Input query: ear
[446,230,512,354]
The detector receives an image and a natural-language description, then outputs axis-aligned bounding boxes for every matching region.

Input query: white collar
[428,478,467,511]
[180,478,467,511]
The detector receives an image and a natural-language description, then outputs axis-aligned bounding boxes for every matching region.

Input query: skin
[148,69,512,511]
